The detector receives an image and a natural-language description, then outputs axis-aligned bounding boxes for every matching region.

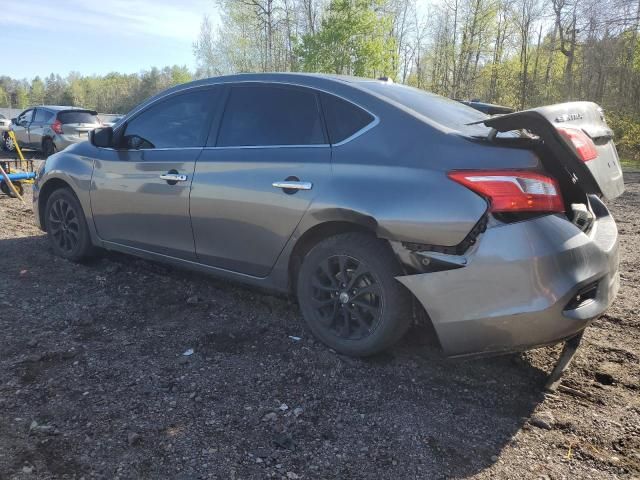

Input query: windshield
[358,82,495,137]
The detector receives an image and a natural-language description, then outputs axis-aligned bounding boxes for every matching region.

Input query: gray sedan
[33,73,623,358]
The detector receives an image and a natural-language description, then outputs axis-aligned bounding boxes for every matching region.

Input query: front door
[190,83,332,277]
[90,87,220,260]
[13,109,33,147]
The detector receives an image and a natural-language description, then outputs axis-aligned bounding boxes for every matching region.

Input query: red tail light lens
[556,127,598,162]
[51,119,64,135]
[448,170,565,213]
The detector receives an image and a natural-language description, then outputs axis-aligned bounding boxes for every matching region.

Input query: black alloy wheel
[297,232,413,356]
[44,188,94,261]
[48,196,80,254]
[310,254,383,340]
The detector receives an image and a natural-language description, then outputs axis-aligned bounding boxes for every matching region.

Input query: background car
[3,106,101,156]
[0,114,11,132]
[33,73,623,358]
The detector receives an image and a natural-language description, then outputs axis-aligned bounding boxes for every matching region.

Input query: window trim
[108,80,378,151]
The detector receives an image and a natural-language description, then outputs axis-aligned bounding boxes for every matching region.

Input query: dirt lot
[0,155,638,479]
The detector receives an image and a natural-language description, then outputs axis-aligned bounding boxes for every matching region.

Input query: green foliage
[608,113,640,162]
[29,77,45,105]
[0,66,193,114]
[15,85,29,109]
[298,0,397,77]
[0,86,9,108]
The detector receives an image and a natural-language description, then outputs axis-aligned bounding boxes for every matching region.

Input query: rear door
[190,83,331,277]
[29,108,54,149]
[483,101,624,200]
[91,87,220,260]
[58,110,101,142]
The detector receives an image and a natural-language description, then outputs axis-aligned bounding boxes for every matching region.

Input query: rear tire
[296,232,413,356]
[44,188,94,262]
[42,138,56,158]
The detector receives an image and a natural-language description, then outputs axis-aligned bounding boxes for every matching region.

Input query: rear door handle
[160,173,188,182]
[272,181,313,191]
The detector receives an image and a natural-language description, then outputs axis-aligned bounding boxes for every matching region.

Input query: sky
[2,0,220,80]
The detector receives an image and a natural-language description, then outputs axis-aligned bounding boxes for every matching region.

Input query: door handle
[160,173,188,182]
[272,181,313,191]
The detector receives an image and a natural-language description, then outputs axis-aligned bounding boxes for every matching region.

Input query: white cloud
[1,0,217,42]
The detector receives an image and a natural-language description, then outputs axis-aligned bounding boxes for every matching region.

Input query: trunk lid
[57,110,100,139]
[480,101,624,200]
[61,123,97,139]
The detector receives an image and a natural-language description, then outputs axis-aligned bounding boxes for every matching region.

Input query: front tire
[44,188,94,261]
[3,133,15,151]
[296,233,413,356]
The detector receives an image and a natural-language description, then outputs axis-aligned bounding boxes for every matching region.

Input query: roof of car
[168,72,388,93]
[31,105,94,112]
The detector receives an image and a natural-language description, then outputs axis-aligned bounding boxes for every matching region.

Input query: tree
[298,0,397,77]
[15,85,29,109]
[30,76,46,105]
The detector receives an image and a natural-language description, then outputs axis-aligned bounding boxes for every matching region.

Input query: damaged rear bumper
[396,196,619,357]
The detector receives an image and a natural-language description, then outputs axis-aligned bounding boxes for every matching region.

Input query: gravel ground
[0,153,638,479]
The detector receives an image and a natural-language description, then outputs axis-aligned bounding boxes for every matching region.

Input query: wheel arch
[38,178,76,231]
[41,135,55,149]
[287,218,382,295]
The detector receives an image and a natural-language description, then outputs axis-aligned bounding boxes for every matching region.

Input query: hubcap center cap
[339,292,350,304]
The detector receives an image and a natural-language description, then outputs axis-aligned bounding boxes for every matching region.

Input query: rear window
[358,82,492,137]
[320,93,375,144]
[57,111,99,125]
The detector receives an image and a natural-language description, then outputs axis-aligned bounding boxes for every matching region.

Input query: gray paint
[397,196,619,356]
[7,105,100,153]
[33,73,622,356]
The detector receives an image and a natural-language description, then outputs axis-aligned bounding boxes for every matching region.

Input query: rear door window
[123,88,218,149]
[320,93,375,144]
[58,111,99,125]
[217,84,325,147]
[34,109,54,123]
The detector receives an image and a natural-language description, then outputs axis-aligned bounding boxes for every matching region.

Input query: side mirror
[90,127,113,148]
[11,118,17,125]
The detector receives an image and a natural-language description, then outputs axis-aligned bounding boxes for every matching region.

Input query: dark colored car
[33,73,623,358]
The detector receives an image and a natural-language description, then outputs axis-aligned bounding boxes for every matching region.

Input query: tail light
[448,170,564,213]
[51,119,64,135]
[556,127,598,162]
